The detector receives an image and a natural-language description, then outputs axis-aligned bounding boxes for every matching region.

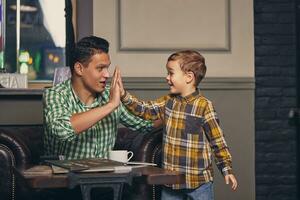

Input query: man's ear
[185,71,195,84]
[73,62,84,76]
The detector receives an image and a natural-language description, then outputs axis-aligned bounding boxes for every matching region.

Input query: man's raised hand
[109,67,121,109]
[116,67,125,97]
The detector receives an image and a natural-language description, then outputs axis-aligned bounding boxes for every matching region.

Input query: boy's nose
[166,75,170,81]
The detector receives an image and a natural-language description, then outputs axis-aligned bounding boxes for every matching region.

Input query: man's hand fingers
[111,68,117,88]
[116,67,120,83]
[115,67,125,96]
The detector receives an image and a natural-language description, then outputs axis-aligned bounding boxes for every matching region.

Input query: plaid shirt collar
[68,79,103,108]
[174,89,200,103]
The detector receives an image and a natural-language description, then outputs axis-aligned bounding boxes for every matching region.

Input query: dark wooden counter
[0,88,45,125]
[0,88,44,96]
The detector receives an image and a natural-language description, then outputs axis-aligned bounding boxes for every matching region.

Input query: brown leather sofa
[0,125,163,200]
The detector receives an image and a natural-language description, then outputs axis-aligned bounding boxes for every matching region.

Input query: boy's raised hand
[225,174,238,191]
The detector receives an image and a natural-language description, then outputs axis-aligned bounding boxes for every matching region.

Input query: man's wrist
[106,101,118,111]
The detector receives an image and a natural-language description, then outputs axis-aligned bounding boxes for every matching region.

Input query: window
[1,0,74,81]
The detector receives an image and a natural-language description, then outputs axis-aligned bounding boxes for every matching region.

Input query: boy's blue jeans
[161,182,214,200]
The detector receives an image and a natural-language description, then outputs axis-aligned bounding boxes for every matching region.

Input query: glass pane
[5,0,66,80]
[0,0,5,71]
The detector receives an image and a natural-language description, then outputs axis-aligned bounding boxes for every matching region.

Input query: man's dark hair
[70,36,109,72]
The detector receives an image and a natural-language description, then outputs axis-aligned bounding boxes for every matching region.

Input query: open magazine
[46,158,132,174]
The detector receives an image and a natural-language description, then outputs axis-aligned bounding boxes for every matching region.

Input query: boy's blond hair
[167,50,206,86]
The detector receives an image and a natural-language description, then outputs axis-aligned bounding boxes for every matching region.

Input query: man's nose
[103,68,110,78]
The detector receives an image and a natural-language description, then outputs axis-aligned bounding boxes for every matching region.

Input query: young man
[117,50,238,200]
[43,36,154,160]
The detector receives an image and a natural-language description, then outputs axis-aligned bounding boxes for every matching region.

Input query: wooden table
[14,165,185,200]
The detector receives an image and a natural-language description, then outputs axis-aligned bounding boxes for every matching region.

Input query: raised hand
[116,67,125,97]
[109,67,121,109]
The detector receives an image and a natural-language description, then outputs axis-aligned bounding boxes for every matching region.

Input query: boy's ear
[185,71,195,84]
[74,62,84,76]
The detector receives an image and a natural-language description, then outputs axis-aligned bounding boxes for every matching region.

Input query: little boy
[117,50,237,200]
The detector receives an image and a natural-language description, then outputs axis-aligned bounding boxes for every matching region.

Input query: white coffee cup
[109,150,134,163]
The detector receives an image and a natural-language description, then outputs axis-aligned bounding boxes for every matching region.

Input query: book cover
[46,158,132,174]
[23,165,53,176]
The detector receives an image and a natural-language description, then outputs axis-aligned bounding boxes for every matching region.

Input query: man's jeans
[161,182,214,200]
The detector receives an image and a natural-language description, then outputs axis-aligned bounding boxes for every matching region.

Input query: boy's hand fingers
[225,175,238,191]
[234,178,238,190]
[231,177,237,190]
[225,175,229,184]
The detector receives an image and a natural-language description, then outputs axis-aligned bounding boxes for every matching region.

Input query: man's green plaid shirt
[122,90,233,189]
[43,79,153,160]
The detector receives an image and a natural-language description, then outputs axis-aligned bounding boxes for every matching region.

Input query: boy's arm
[119,102,154,133]
[203,100,233,176]
[121,90,167,121]
[117,67,166,121]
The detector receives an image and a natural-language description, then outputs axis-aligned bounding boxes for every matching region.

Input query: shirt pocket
[185,115,204,135]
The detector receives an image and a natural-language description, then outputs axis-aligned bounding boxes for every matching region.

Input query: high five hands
[109,67,121,109]
[111,67,172,129]
[109,67,125,109]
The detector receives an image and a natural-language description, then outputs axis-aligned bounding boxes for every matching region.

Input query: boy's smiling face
[166,60,189,96]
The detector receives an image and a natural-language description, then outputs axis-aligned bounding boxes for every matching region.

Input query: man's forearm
[70,102,117,134]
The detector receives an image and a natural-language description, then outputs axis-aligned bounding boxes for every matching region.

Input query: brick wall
[255,0,298,199]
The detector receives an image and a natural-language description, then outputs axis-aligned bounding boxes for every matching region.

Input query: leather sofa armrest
[0,126,43,166]
[0,144,15,200]
[0,128,40,200]
[0,130,45,200]
[0,130,31,171]
[115,127,163,165]
[115,127,163,200]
